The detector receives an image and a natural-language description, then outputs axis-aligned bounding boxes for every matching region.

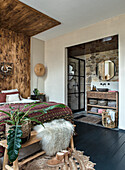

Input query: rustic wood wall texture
[0,0,60,37]
[0,28,30,98]
[0,0,61,98]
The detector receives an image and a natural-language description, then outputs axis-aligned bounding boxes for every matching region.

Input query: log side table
[0,131,45,170]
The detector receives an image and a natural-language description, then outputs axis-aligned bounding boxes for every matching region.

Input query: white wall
[91,82,119,91]
[31,37,45,94]
[44,13,125,130]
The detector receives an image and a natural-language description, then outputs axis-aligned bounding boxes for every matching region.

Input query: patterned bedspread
[0,102,73,157]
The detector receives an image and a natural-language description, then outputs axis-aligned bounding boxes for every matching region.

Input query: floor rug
[21,149,96,170]
[75,114,101,125]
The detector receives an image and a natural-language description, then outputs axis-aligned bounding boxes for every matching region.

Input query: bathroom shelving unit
[87,91,119,126]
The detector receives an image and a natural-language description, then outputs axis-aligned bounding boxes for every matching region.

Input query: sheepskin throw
[34,119,74,156]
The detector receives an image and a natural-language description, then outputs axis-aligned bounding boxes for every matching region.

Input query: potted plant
[32,88,41,100]
[33,88,40,96]
[0,102,66,162]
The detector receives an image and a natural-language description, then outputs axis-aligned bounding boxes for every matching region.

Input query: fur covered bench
[34,119,74,156]
[0,119,74,169]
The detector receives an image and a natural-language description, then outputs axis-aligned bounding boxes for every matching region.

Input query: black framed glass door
[68,56,85,112]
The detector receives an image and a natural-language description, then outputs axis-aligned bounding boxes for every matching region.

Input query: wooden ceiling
[0,0,61,37]
[68,35,118,57]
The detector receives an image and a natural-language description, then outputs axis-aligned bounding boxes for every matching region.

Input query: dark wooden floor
[74,121,125,170]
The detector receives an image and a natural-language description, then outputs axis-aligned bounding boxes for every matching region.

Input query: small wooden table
[0,131,45,170]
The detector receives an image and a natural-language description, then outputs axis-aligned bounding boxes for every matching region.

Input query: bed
[0,90,73,157]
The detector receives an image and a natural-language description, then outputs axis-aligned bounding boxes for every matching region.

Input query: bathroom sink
[97,88,108,92]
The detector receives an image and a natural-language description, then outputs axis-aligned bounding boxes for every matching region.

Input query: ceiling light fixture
[102,37,112,42]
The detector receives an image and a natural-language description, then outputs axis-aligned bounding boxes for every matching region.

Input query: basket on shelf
[102,111,116,128]
[89,99,97,105]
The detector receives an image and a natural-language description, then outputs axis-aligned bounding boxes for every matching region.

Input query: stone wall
[77,49,118,110]
[77,49,118,91]
[85,49,118,91]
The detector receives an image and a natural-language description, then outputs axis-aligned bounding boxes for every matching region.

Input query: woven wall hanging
[34,63,45,77]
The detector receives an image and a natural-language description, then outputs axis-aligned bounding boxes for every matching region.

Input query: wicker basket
[98,100,108,106]
[6,120,31,143]
[89,99,97,105]
[102,111,116,128]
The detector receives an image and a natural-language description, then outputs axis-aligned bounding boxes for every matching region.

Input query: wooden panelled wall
[0,28,30,98]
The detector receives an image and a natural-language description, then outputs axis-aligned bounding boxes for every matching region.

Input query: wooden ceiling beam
[0,0,61,37]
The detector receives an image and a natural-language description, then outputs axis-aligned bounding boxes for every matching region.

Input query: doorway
[68,56,85,112]
[66,35,119,127]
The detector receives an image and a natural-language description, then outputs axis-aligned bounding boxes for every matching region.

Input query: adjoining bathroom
[67,35,119,128]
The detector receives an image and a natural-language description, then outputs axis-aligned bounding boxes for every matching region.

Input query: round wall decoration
[34,63,45,77]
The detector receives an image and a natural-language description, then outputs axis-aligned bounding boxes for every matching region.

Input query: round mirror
[97,60,115,80]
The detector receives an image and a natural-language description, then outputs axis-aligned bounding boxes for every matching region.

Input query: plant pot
[6,120,31,143]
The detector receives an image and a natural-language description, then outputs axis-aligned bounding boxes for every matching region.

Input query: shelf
[87,91,117,100]
[87,104,116,110]
[87,91,118,127]
[87,111,101,115]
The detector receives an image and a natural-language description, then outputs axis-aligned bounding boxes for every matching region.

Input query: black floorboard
[74,121,125,170]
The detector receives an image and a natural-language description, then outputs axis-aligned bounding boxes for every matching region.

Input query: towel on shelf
[98,109,106,114]
[108,101,116,107]
[107,109,115,122]
[91,107,98,113]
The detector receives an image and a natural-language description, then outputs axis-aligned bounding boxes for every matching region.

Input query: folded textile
[107,109,115,122]
[108,101,116,104]
[98,109,106,114]
[108,104,116,107]
[91,107,98,113]
[108,101,116,107]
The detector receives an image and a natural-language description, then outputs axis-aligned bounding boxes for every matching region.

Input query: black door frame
[68,56,85,113]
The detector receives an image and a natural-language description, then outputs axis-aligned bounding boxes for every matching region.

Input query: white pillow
[6,94,20,103]
[1,89,18,93]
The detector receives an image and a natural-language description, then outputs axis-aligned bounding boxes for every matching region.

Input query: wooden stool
[0,131,45,170]
[0,129,75,170]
